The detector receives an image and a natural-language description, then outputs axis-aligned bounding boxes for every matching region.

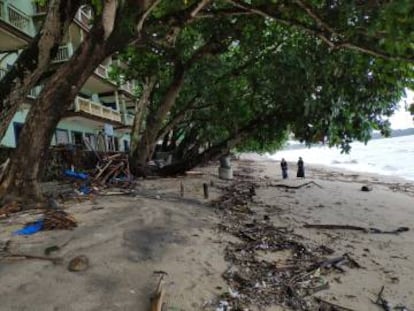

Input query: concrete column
[218,155,233,180]
[114,90,120,112]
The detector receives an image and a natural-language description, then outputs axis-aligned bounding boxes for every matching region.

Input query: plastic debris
[64,169,89,180]
[13,220,44,235]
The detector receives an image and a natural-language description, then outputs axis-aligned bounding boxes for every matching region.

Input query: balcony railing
[122,113,134,126]
[28,85,43,98]
[75,6,92,29]
[0,1,33,36]
[74,96,121,123]
[53,44,72,63]
[120,81,135,94]
[95,64,109,79]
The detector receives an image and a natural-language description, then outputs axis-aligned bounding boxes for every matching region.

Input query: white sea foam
[268,135,414,181]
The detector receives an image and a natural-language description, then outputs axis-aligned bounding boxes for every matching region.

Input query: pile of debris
[213,181,360,310]
[11,210,77,236]
[43,210,77,231]
[92,153,132,186]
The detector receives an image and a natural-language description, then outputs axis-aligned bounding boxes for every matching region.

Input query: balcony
[120,81,135,94]
[53,44,73,63]
[74,96,121,123]
[0,1,34,36]
[75,6,92,30]
[95,64,109,79]
[122,113,135,126]
[27,85,43,99]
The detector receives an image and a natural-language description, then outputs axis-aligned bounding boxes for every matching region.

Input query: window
[71,131,83,145]
[55,129,70,145]
[114,137,119,151]
[103,102,117,110]
[123,140,130,152]
[13,122,24,146]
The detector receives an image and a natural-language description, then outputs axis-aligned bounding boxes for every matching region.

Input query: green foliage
[32,0,48,6]
[113,0,414,157]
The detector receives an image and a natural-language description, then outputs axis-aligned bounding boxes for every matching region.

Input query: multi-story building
[0,1,137,152]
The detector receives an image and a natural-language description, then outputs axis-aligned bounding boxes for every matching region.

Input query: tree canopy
[1,0,413,199]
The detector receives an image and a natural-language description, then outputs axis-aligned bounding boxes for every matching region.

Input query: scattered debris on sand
[212,180,361,310]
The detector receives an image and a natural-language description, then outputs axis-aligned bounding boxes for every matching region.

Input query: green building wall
[0,109,131,151]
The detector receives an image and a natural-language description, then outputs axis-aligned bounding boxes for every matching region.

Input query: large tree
[159,12,414,174]
[0,0,158,201]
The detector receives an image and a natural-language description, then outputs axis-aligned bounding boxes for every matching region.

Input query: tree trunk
[0,38,109,202]
[0,0,82,141]
[129,76,156,152]
[158,135,242,176]
[130,40,219,174]
[158,114,278,176]
[131,64,186,174]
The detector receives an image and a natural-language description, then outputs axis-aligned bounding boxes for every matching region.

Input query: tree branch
[226,0,414,63]
[136,0,162,35]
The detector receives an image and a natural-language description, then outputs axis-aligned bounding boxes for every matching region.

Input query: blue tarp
[63,170,89,180]
[79,184,91,194]
[13,220,44,236]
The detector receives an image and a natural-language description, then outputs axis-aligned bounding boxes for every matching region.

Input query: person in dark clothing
[280,158,288,179]
[297,157,305,178]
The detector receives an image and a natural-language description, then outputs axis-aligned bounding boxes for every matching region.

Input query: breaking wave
[269,135,414,181]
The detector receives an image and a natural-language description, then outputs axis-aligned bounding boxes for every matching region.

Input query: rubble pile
[92,153,132,185]
[92,153,132,187]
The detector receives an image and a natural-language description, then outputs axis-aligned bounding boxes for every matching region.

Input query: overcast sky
[388,89,413,129]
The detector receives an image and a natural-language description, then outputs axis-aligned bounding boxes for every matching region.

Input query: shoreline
[0,159,413,310]
[239,152,414,185]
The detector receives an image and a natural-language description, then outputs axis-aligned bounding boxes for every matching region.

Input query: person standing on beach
[280,158,288,179]
[297,157,305,178]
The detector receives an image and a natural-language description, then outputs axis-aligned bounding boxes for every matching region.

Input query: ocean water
[269,135,414,181]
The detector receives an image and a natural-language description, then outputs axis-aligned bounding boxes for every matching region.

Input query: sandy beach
[0,157,413,311]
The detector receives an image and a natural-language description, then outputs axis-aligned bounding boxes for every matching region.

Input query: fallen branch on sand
[151,272,167,311]
[304,224,409,235]
[1,253,62,264]
[372,286,412,311]
[1,240,62,264]
[314,297,356,311]
[268,181,323,189]
[309,253,362,271]
[373,286,392,311]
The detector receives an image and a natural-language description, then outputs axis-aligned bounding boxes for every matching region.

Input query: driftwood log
[1,253,62,264]
[314,297,356,311]
[268,181,323,189]
[304,223,409,235]
[151,274,166,311]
